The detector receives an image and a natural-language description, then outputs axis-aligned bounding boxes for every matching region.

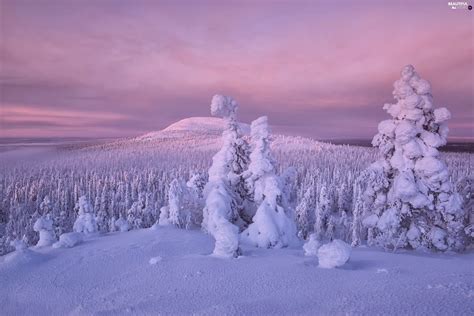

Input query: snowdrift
[1,227,472,315]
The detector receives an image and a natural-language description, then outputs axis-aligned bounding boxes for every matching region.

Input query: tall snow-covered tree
[361,65,467,251]
[241,116,297,248]
[202,95,249,257]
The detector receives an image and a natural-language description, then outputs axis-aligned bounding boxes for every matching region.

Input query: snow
[210,94,238,118]
[361,65,468,252]
[1,227,472,315]
[241,116,298,249]
[33,215,56,247]
[317,239,352,268]
[148,256,162,265]
[52,232,84,248]
[434,107,451,123]
[303,233,321,256]
[114,217,130,232]
[73,196,98,235]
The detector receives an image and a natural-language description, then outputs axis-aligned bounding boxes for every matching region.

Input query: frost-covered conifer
[33,214,56,247]
[127,193,145,229]
[361,65,467,251]
[241,116,297,248]
[96,186,109,233]
[73,196,98,234]
[158,177,203,229]
[39,196,52,215]
[314,185,333,241]
[295,188,315,239]
[165,179,187,227]
[202,95,249,257]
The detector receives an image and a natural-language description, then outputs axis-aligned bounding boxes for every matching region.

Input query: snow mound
[149,256,162,265]
[2,248,48,266]
[303,234,321,256]
[138,117,250,140]
[318,239,351,269]
[53,232,84,248]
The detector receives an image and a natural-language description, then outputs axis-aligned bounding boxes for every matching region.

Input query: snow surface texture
[1,227,473,315]
[317,239,352,268]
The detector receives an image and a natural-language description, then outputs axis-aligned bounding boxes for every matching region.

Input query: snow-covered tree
[158,176,204,229]
[295,188,315,239]
[127,193,146,229]
[73,196,98,235]
[39,195,52,215]
[456,177,473,245]
[314,185,333,241]
[360,65,467,251]
[33,214,56,247]
[202,95,249,257]
[241,116,297,248]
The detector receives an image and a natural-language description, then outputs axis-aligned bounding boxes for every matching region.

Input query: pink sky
[0,0,473,139]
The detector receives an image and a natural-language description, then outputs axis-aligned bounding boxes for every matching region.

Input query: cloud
[0,0,472,139]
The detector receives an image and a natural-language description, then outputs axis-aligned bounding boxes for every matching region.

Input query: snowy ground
[1,227,472,315]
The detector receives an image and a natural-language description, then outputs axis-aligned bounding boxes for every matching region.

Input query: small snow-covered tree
[158,176,204,229]
[241,116,297,248]
[456,177,473,244]
[165,179,187,227]
[39,195,52,215]
[96,186,109,233]
[295,188,315,239]
[314,185,333,241]
[73,196,98,235]
[336,183,352,241]
[127,193,146,229]
[33,214,56,247]
[361,65,467,251]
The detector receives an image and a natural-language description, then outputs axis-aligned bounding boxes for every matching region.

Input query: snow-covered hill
[136,117,250,141]
[1,227,473,315]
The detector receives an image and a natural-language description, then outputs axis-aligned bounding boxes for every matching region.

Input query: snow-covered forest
[0,66,472,257]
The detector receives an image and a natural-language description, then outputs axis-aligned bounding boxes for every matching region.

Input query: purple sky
[1,0,473,140]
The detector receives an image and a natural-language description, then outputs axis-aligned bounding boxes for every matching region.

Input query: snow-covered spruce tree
[39,195,52,215]
[127,192,146,229]
[314,185,334,241]
[361,65,467,251]
[241,116,297,248]
[336,183,352,241]
[73,196,98,235]
[33,214,56,247]
[202,95,251,257]
[456,177,473,245]
[158,176,204,229]
[185,173,206,227]
[295,188,316,239]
